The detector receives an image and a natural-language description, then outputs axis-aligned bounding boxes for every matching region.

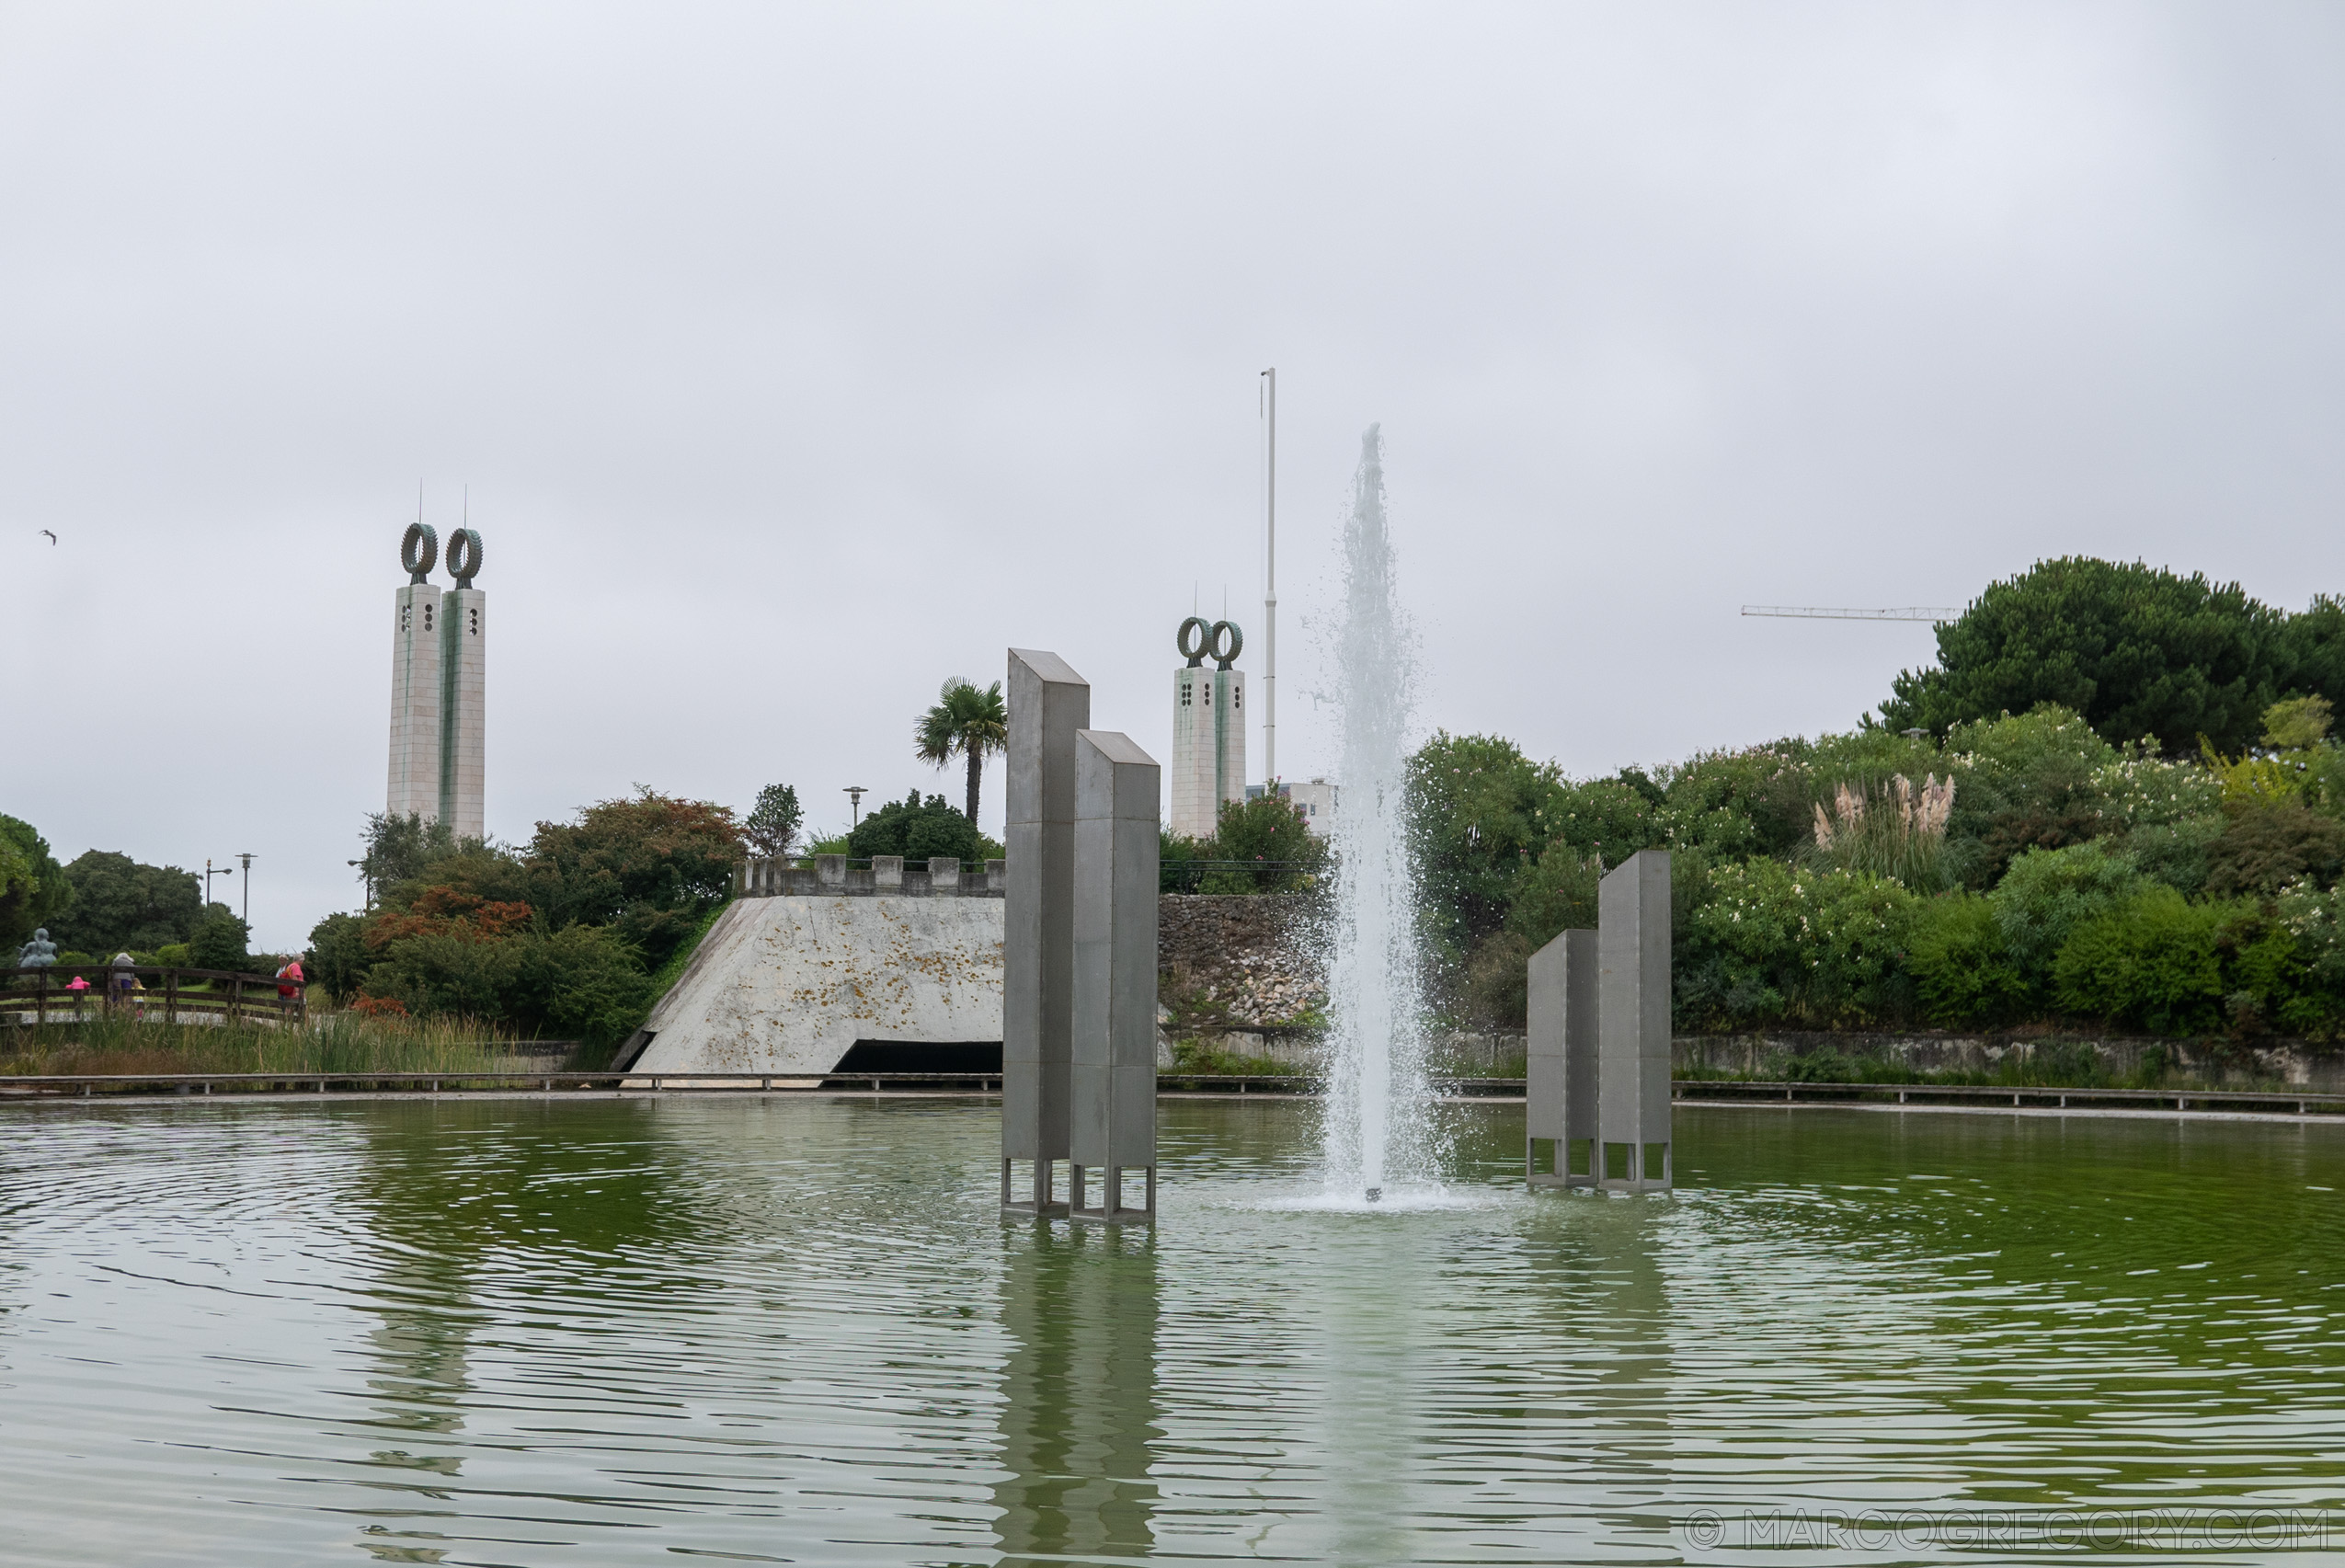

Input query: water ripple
[1,1099,2341,1564]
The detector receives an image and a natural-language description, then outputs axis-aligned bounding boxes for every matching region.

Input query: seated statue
[16,928,58,968]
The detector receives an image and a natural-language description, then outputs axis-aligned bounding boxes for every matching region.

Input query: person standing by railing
[276,958,303,1022]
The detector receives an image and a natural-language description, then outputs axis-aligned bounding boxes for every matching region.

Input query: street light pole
[843,785,868,830]
[204,859,235,912]
[237,853,254,928]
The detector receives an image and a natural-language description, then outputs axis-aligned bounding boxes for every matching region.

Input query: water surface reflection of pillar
[1521,1195,1677,1557]
[992,1223,1160,1564]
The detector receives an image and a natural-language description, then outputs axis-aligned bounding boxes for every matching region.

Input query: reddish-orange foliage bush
[364,887,534,950]
[349,994,409,1018]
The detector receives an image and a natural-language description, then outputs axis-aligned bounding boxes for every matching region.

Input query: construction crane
[1741,605,1963,624]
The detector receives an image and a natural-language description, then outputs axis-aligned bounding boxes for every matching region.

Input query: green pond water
[2,1097,2342,1566]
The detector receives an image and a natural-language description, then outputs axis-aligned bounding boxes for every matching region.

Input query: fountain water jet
[1318,425,1434,1203]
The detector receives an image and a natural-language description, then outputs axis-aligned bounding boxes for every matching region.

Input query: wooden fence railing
[1,964,309,1027]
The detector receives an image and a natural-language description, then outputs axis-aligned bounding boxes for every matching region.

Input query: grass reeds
[1810,773,1957,890]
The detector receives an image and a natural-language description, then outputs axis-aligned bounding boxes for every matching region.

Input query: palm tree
[916,678,1009,824]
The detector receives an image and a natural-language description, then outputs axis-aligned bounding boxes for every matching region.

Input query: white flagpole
[1261,367,1276,791]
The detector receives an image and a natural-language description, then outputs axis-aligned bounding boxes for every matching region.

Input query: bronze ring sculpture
[446,527,484,589]
[1177,616,1211,666]
[401,522,439,584]
[1207,619,1242,670]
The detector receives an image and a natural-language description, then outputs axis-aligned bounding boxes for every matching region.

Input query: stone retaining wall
[1157,894,1324,1027]
[1162,1024,2345,1089]
[1681,1031,2345,1092]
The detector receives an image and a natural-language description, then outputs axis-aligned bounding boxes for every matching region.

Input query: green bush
[2202,802,2345,898]
[1463,931,1532,1026]
[303,911,372,1001]
[1198,794,1326,892]
[365,931,519,1020]
[0,814,72,952]
[2117,815,2225,898]
[2261,880,2345,1038]
[1504,843,1601,949]
[510,926,656,1047]
[367,926,652,1047]
[189,910,251,972]
[45,850,204,954]
[1905,893,2031,1026]
[1656,742,1817,861]
[848,790,989,866]
[528,790,740,969]
[2090,750,2225,830]
[1543,776,1667,871]
[1676,860,1920,1030]
[2052,887,2234,1035]
[1930,706,2120,887]
[1988,841,2144,978]
[1405,732,1573,960]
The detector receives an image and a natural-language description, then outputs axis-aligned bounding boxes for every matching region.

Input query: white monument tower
[439,527,486,841]
[386,524,443,822]
[385,521,486,840]
[1169,617,1246,841]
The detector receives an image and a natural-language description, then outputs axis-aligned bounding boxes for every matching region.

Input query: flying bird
[40,530,56,544]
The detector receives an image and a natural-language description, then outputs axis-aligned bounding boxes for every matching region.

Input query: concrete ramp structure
[623,855,1005,1075]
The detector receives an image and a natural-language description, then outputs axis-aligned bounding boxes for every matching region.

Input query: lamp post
[843,785,868,830]
[237,853,254,928]
[203,859,234,912]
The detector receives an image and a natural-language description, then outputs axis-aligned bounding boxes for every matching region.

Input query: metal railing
[0,1070,1523,1099]
[2,964,308,1027]
[1672,1079,2345,1115]
[6,1070,2339,1114]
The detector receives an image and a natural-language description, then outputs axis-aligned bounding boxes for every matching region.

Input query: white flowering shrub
[2089,753,2225,831]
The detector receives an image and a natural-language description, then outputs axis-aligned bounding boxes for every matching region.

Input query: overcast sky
[6,2,2343,951]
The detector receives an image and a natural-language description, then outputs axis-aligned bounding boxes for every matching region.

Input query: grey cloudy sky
[5,3,2342,952]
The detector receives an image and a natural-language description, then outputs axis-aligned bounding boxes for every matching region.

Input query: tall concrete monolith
[437,526,486,841]
[387,525,443,823]
[1002,647,1090,1215]
[1596,849,1672,1192]
[1525,927,1596,1186]
[1070,729,1160,1222]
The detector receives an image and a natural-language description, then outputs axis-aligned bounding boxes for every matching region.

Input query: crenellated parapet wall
[735,854,1007,898]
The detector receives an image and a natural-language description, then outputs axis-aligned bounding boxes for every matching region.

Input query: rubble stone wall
[1157,894,1325,1028]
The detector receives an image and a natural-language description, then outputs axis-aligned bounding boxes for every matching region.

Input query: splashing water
[1318,425,1433,1204]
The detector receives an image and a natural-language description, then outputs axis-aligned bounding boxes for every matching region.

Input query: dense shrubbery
[304,788,743,1047]
[0,815,72,951]
[1676,862,1919,1030]
[847,790,1000,867]
[1417,670,2345,1040]
[1161,793,1330,894]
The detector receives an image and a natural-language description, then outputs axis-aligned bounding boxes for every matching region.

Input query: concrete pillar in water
[1525,927,1597,1187]
[386,525,443,824]
[1002,647,1090,1215]
[1070,729,1161,1222]
[1597,849,1673,1193]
